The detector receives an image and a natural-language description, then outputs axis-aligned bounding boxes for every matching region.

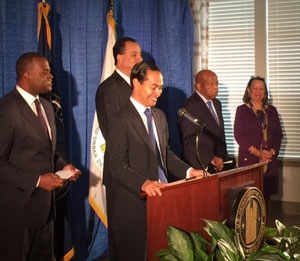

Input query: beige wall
[273,162,300,203]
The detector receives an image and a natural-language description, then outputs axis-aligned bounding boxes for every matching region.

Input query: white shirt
[116,68,131,85]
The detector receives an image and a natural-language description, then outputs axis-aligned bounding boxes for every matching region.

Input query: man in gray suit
[0,52,80,260]
[104,61,205,260]
[96,37,143,140]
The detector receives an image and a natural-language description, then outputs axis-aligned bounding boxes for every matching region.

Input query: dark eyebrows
[152,83,163,89]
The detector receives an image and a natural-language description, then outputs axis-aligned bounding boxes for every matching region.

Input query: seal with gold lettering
[234,187,266,255]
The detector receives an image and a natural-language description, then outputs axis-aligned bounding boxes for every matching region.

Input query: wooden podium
[147,162,265,260]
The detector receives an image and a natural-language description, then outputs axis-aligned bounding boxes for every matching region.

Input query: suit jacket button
[244,158,247,161]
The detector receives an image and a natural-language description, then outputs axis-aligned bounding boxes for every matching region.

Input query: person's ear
[24,72,30,80]
[116,54,122,65]
[132,78,140,89]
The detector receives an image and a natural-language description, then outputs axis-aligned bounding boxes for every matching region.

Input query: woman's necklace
[250,102,267,130]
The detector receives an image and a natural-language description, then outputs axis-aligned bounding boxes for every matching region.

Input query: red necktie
[34,99,49,137]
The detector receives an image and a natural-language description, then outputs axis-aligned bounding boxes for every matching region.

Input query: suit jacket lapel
[151,108,167,170]
[152,109,165,154]
[194,93,220,129]
[14,90,46,138]
[14,90,53,146]
[127,103,155,154]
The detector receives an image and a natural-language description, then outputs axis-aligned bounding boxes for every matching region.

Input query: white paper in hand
[55,169,74,179]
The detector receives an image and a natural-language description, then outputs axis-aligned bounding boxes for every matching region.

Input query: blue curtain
[0,0,193,259]
[114,0,194,155]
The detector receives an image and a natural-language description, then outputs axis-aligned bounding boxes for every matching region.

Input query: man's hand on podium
[189,169,209,179]
[141,180,167,197]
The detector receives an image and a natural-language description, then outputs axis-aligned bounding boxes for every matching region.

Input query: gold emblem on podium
[234,187,266,254]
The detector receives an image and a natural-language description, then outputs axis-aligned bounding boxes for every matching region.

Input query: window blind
[208,0,255,156]
[267,0,300,159]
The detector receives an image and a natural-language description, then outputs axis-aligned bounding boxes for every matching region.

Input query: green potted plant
[153,219,299,260]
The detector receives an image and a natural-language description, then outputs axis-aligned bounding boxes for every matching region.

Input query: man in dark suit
[0,52,80,260]
[96,37,143,140]
[178,69,228,173]
[104,61,205,261]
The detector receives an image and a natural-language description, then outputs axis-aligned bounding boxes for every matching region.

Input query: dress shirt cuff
[36,175,41,187]
[186,167,192,178]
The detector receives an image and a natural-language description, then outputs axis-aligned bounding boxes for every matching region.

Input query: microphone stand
[195,126,208,178]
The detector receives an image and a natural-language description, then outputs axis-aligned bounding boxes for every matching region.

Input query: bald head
[195,70,218,100]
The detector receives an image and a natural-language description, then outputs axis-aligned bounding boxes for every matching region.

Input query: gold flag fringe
[37,2,52,50]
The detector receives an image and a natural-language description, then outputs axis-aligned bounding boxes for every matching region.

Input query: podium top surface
[151,161,267,194]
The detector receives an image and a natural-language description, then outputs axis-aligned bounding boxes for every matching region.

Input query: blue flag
[37,2,74,260]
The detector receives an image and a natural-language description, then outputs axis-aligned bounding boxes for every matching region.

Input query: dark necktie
[207,100,220,126]
[144,108,168,183]
[34,99,49,137]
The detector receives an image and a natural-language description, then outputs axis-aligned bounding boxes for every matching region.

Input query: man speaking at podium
[104,61,205,260]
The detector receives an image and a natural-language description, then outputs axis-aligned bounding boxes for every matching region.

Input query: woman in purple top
[234,76,283,203]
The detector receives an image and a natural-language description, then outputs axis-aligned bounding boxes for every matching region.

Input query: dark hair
[243,76,269,106]
[16,52,45,79]
[130,61,161,86]
[113,37,137,65]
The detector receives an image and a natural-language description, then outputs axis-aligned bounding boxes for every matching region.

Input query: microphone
[177,108,207,132]
[178,107,208,177]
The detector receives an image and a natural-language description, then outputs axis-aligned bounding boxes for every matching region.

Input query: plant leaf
[204,219,244,260]
[247,245,288,260]
[210,236,218,253]
[215,249,225,261]
[264,226,278,241]
[247,252,287,261]
[204,220,235,246]
[190,231,209,260]
[293,253,300,260]
[160,254,179,261]
[218,239,242,261]
[275,220,286,236]
[153,249,175,259]
[167,226,194,261]
[290,225,300,233]
[232,231,245,258]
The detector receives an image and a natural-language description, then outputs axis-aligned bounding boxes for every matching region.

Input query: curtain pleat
[0,0,193,259]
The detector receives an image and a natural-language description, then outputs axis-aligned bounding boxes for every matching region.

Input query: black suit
[178,92,228,170]
[104,101,189,260]
[95,71,132,140]
[0,89,66,259]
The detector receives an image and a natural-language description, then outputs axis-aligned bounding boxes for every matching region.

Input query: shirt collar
[116,68,131,85]
[16,85,39,106]
[130,96,149,116]
[196,90,210,104]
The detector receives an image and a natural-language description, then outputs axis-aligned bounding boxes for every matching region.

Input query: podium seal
[234,187,266,255]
